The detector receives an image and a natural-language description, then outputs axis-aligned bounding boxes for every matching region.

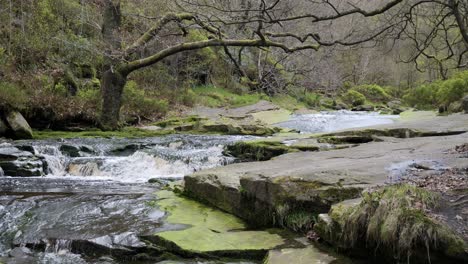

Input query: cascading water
[0,134,252,264]
[28,135,248,182]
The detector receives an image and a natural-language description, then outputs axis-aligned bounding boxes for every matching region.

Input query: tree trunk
[100,69,126,130]
[100,0,123,130]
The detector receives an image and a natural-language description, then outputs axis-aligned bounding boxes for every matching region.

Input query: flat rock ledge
[186,132,468,226]
[184,114,468,262]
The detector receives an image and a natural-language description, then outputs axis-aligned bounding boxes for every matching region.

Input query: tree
[98,0,409,130]
[398,0,468,79]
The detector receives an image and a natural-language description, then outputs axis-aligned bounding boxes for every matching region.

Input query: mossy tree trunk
[100,69,127,130]
[100,0,124,130]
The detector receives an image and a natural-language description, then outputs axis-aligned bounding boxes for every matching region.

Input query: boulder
[352,105,374,111]
[463,95,468,114]
[0,118,8,136]
[5,111,33,139]
[0,147,45,176]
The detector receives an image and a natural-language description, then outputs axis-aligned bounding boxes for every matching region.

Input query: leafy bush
[403,83,440,109]
[436,78,467,105]
[341,90,366,106]
[403,70,468,110]
[352,84,390,103]
[122,81,169,119]
[0,82,28,110]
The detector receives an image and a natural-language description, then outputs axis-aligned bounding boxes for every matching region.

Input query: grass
[192,85,267,108]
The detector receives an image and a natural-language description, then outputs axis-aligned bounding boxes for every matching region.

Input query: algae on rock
[148,190,286,259]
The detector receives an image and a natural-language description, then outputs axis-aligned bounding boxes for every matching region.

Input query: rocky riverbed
[1,107,466,264]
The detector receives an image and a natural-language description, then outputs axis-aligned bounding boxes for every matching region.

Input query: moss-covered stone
[153,116,206,128]
[314,184,468,263]
[224,141,318,162]
[148,190,286,259]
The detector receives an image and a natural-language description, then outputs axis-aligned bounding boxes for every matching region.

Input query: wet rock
[463,95,468,114]
[224,141,318,162]
[109,144,145,156]
[317,135,377,144]
[0,147,45,176]
[9,246,33,258]
[16,145,35,153]
[60,144,81,157]
[265,246,336,264]
[352,105,374,111]
[59,144,95,157]
[5,111,33,139]
[0,118,7,136]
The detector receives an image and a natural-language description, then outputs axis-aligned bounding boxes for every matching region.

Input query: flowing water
[275,110,398,133]
[0,112,396,263]
[0,135,251,264]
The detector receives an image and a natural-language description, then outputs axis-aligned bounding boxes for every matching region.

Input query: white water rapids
[29,135,248,183]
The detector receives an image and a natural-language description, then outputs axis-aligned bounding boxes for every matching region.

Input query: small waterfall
[25,135,242,182]
[33,145,68,176]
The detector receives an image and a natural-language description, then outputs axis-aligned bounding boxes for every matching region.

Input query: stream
[0,111,398,264]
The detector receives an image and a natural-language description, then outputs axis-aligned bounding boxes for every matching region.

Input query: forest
[0,0,466,131]
[0,1,467,264]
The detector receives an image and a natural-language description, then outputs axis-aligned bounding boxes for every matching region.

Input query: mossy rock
[314,184,468,263]
[317,135,377,145]
[224,141,318,162]
[148,190,286,259]
[154,116,206,128]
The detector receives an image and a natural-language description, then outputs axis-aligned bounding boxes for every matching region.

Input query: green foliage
[341,90,366,106]
[352,84,390,103]
[403,70,468,110]
[192,85,265,108]
[122,81,169,118]
[0,82,28,110]
[76,88,100,109]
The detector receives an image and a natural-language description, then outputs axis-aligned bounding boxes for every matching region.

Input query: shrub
[352,84,390,103]
[437,78,468,106]
[403,70,468,110]
[0,82,28,110]
[122,81,169,119]
[341,90,366,106]
[403,83,440,109]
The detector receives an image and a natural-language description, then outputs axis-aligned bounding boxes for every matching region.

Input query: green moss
[150,190,285,255]
[153,116,205,128]
[33,127,173,139]
[193,85,265,108]
[225,140,320,162]
[251,109,291,125]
